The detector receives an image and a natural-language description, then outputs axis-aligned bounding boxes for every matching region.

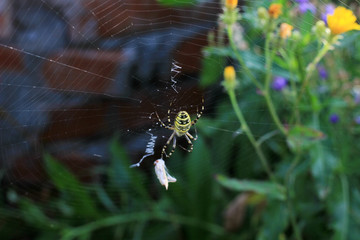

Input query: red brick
[43,49,125,93]
[0,0,12,39]
[41,104,106,142]
[8,154,46,184]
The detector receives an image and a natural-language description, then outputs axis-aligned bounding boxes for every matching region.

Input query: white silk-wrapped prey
[154,159,176,190]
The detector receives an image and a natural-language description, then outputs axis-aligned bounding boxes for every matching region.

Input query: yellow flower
[223,66,237,91]
[225,0,238,10]
[327,6,360,35]
[268,3,282,19]
[224,66,236,82]
[280,23,294,39]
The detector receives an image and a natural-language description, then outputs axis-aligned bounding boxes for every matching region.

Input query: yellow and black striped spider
[155,98,204,159]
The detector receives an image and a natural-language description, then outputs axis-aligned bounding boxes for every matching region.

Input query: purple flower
[318,65,328,79]
[329,114,339,124]
[295,0,308,3]
[355,116,360,124]
[355,95,360,104]
[322,4,335,24]
[271,76,288,91]
[299,2,316,14]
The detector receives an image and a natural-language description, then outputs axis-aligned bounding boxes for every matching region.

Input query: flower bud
[225,0,238,11]
[222,66,238,91]
[268,3,282,19]
[280,23,293,39]
[291,30,301,41]
[312,20,331,40]
[221,0,240,25]
[257,7,269,20]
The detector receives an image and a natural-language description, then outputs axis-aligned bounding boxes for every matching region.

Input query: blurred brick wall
[0,0,220,183]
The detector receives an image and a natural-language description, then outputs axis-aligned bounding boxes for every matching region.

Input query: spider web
[0,0,355,237]
[0,0,225,205]
[0,0,348,186]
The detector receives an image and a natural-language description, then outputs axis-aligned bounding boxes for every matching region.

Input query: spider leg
[184,134,194,153]
[186,130,198,141]
[191,96,204,126]
[155,111,171,129]
[168,103,172,125]
[187,126,198,140]
[161,131,176,159]
[166,135,177,158]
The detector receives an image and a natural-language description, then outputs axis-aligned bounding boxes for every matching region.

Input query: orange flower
[327,6,360,35]
[268,3,282,19]
[225,0,238,10]
[280,23,293,39]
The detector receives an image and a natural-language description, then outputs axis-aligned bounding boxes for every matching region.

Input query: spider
[155,97,204,159]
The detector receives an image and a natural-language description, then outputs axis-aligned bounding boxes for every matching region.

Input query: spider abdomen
[174,111,191,136]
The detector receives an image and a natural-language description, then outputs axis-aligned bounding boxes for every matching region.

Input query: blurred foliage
[157,0,198,7]
[1,0,360,240]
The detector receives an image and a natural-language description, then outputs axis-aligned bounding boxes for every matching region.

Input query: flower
[222,0,240,25]
[268,3,282,19]
[298,2,316,14]
[353,86,360,104]
[327,6,360,35]
[225,0,238,10]
[223,66,238,91]
[271,76,288,91]
[154,159,176,190]
[329,114,339,124]
[280,23,294,39]
[355,116,360,124]
[322,4,335,24]
[317,65,328,79]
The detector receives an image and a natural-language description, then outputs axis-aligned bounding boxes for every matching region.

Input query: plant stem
[285,154,303,240]
[227,89,276,182]
[227,26,262,89]
[263,92,287,135]
[340,173,349,240]
[263,33,287,135]
[298,42,332,102]
[227,26,287,135]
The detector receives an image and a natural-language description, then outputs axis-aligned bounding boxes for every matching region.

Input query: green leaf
[216,175,286,201]
[44,153,98,218]
[310,147,337,200]
[287,125,325,151]
[109,139,150,200]
[19,199,63,236]
[326,175,349,240]
[185,137,214,240]
[199,51,226,88]
[257,199,288,240]
[299,11,315,35]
